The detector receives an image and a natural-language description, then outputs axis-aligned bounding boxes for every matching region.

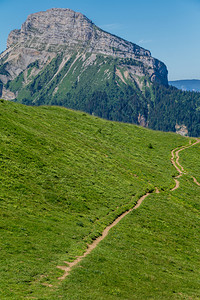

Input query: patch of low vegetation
[0,100,188,298]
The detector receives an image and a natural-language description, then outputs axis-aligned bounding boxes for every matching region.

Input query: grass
[9,175,198,299]
[178,141,200,183]
[0,100,193,299]
[49,179,200,299]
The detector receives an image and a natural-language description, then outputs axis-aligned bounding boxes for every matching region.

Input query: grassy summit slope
[0,100,190,298]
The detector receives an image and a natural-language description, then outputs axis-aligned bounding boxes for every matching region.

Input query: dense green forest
[147,84,200,137]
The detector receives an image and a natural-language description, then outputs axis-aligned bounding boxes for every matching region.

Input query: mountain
[0,8,200,137]
[0,100,199,298]
[0,8,168,94]
[169,79,200,92]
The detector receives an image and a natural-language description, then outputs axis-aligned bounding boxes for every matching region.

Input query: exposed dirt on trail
[171,177,180,192]
[56,139,200,280]
[57,192,152,280]
[171,139,200,191]
[192,176,200,186]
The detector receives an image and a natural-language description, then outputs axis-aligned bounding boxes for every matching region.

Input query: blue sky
[0,0,200,80]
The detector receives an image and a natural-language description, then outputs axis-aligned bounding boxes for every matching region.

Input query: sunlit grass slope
[54,176,200,300]
[0,99,188,298]
[50,149,200,299]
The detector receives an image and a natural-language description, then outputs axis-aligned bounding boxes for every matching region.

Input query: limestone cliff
[0,8,168,91]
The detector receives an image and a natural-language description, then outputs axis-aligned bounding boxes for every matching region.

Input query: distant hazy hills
[169,80,200,92]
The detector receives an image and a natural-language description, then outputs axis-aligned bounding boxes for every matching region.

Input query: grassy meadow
[51,175,200,300]
[0,100,198,299]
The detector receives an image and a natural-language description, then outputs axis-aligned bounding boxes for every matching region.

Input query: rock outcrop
[175,124,188,136]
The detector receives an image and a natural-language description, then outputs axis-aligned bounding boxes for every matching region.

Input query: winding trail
[57,138,200,280]
[57,192,151,280]
[171,139,200,191]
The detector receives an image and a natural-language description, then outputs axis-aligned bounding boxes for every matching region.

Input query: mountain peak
[0,8,168,104]
[7,8,93,50]
[7,8,151,58]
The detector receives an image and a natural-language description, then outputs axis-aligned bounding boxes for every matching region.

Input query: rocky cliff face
[7,8,150,56]
[0,8,168,91]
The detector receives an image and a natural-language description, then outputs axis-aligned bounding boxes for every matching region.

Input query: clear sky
[0,0,200,80]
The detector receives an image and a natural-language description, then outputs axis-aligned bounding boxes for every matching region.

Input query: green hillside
[6,54,149,123]
[53,177,200,300]
[0,100,199,299]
